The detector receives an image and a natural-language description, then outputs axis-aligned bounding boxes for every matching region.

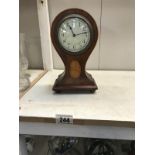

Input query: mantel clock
[51,9,98,93]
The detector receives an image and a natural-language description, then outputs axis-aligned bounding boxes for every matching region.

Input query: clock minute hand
[75,32,88,36]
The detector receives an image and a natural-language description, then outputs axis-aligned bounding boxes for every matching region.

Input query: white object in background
[25,135,35,153]
[19,33,30,91]
[37,0,53,70]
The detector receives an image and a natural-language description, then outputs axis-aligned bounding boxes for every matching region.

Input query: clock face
[58,16,91,53]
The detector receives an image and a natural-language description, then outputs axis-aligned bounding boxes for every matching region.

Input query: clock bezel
[57,15,91,53]
[51,8,98,56]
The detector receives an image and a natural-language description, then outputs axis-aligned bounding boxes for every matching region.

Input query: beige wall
[20,0,135,70]
[100,0,135,70]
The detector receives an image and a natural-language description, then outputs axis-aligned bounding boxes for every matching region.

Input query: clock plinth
[53,71,98,93]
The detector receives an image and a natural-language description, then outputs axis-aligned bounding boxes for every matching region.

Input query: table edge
[19,116,135,128]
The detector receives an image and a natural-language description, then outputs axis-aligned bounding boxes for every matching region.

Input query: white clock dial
[58,16,90,53]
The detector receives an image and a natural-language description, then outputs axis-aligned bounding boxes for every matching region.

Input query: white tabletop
[19,70,135,127]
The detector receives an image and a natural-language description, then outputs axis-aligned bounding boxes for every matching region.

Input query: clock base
[52,72,98,93]
[53,85,97,93]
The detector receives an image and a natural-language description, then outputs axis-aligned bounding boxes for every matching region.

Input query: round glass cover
[58,16,91,53]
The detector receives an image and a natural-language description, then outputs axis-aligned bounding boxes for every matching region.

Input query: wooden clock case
[51,8,98,93]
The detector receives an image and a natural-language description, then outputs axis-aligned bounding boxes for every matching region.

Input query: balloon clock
[51,9,98,93]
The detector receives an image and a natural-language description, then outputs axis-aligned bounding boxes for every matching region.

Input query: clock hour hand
[67,23,76,37]
[75,32,88,36]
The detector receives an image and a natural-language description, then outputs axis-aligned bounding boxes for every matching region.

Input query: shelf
[19,70,135,128]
